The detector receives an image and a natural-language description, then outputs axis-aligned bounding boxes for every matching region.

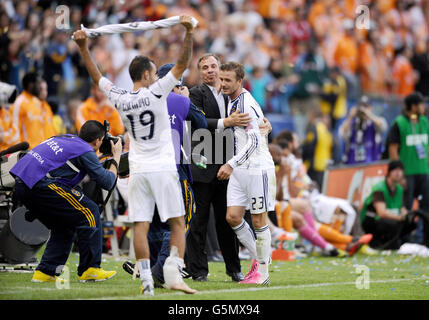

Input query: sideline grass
[1,251,428,300]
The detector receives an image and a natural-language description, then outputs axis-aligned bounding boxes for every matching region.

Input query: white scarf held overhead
[74,16,198,39]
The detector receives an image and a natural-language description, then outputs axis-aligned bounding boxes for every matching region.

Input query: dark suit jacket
[189,83,232,183]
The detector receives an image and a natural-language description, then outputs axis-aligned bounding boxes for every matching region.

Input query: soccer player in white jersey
[217,62,276,285]
[73,15,196,295]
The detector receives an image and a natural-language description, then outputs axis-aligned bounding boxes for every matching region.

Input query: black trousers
[15,181,102,276]
[185,179,241,278]
[404,174,429,213]
[362,213,417,250]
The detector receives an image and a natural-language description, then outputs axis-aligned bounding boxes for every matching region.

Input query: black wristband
[109,159,119,173]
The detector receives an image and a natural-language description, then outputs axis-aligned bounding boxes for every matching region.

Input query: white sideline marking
[0,278,421,298]
[95,277,420,300]
[0,286,59,295]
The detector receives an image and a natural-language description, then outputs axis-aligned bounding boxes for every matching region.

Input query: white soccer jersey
[309,190,356,235]
[226,88,274,170]
[99,71,180,173]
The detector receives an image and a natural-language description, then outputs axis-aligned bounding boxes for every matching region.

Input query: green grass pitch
[1,249,428,300]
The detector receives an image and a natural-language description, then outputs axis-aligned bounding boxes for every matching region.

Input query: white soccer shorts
[128,171,185,223]
[227,167,276,214]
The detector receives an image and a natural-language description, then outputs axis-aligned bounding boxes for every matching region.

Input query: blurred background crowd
[0,0,429,164]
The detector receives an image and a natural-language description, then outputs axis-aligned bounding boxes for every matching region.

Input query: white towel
[74,16,198,39]
[397,243,429,257]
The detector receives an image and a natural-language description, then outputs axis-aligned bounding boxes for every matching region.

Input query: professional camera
[0,82,17,106]
[99,120,124,155]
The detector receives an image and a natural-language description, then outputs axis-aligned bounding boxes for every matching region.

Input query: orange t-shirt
[392,55,415,97]
[334,35,358,74]
[75,97,124,136]
[7,91,47,149]
[0,107,11,151]
[359,41,388,95]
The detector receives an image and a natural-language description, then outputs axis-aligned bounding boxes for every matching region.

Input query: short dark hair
[197,53,221,70]
[22,72,40,91]
[274,130,294,144]
[404,92,424,111]
[220,61,245,80]
[79,120,106,142]
[128,56,154,82]
[387,160,404,176]
[276,139,290,150]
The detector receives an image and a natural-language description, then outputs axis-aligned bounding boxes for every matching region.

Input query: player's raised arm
[73,29,103,85]
[170,15,194,81]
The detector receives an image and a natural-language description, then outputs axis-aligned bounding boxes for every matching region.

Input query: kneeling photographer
[10,120,122,283]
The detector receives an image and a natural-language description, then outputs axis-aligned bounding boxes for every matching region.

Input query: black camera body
[99,120,124,155]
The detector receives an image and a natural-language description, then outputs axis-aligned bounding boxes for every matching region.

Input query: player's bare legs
[134,222,150,259]
[168,216,186,258]
[133,221,154,295]
[226,206,246,227]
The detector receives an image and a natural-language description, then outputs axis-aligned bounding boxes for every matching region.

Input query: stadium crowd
[0,0,428,289]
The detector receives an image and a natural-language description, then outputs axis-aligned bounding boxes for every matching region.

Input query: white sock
[325,243,335,251]
[255,225,271,277]
[137,259,152,284]
[270,226,284,239]
[232,220,257,259]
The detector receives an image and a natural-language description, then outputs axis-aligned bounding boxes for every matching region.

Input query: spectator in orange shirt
[39,80,57,140]
[391,45,417,97]
[7,72,48,149]
[0,108,8,151]
[75,82,124,136]
[0,82,17,151]
[333,19,358,75]
[334,19,359,100]
[359,30,389,96]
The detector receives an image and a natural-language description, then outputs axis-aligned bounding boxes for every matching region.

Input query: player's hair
[79,120,106,142]
[404,92,424,111]
[274,129,293,144]
[276,139,290,150]
[22,72,40,91]
[197,53,221,70]
[387,160,404,176]
[219,61,245,80]
[129,56,155,82]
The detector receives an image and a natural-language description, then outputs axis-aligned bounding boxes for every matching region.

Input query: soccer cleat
[123,261,138,278]
[347,234,373,256]
[140,281,155,296]
[78,267,117,282]
[320,247,347,257]
[358,234,373,245]
[239,271,270,285]
[242,259,259,281]
[357,244,377,256]
[31,270,66,284]
[335,248,348,258]
[181,267,192,279]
